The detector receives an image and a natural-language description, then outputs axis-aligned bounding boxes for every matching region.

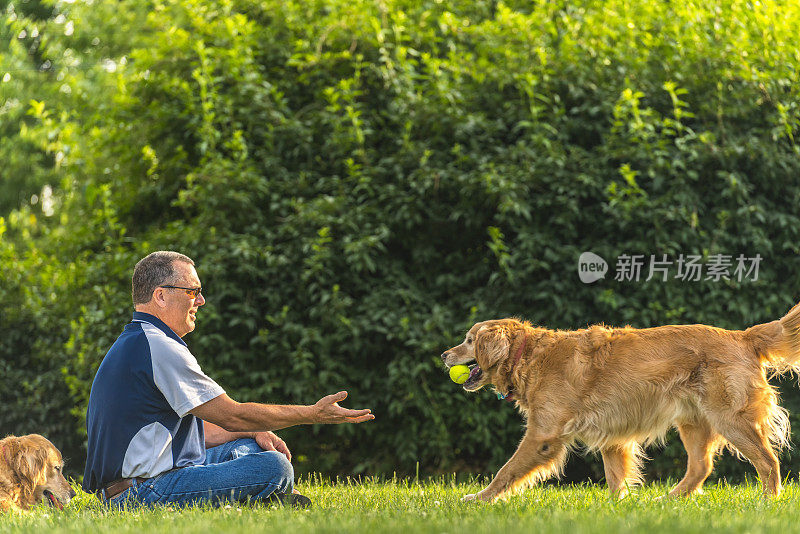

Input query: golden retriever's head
[441,319,518,391]
[1,434,76,510]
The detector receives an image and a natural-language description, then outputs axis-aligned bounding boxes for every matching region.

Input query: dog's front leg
[0,500,25,513]
[463,429,567,503]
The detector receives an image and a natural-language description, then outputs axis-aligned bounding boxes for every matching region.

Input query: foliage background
[2,0,800,484]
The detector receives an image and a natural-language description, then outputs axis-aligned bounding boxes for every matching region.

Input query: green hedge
[2,0,800,485]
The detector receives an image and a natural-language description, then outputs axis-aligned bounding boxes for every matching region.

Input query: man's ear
[152,287,168,308]
[475,325,510,368]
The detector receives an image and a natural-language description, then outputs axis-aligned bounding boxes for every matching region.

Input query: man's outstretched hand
[312,391,375,424]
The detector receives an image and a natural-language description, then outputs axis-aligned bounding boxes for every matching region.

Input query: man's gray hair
[132,251,195,305]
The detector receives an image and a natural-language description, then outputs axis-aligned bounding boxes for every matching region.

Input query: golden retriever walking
[0,434,75,512]
[441,302,800,502]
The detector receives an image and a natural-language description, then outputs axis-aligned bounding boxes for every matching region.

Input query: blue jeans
[107,439,294,508]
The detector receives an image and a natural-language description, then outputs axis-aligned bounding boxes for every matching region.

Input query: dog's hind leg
[668,420,722,497]
[713,413,782,496]
[601,441,643,499]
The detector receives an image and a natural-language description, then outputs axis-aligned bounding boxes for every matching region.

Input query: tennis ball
[449,364,471,384]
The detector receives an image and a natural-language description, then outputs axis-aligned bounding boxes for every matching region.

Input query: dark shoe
[286,493,312,509]
[273,492,312,509]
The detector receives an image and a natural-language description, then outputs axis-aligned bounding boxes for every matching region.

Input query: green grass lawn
[5,477,800,533]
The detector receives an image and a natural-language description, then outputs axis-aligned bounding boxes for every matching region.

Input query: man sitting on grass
[83,251,374,508]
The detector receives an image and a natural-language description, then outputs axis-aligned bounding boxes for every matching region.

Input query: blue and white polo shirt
[82,311,225,493]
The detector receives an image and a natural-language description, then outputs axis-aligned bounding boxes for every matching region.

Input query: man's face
[159,261,205,337]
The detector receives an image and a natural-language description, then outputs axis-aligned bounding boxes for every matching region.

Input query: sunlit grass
[4,477,800,533]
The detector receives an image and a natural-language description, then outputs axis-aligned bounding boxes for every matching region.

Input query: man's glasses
[160,285,202,298]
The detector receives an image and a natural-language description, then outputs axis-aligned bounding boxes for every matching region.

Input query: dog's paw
[660,487,702,500]
[610,488,630,501]
[463,490,496,503]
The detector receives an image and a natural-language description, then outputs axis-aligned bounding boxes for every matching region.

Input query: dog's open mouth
[43,490,64,510]
[462,364,484,391]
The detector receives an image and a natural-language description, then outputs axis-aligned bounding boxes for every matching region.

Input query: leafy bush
[2,0,800,485]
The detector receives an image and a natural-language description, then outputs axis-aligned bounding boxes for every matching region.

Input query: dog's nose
[441,352,449,363]
[69,488,76,498]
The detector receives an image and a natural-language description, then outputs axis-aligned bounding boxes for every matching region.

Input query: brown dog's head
[0,434,76,510]
[441,319,519,391]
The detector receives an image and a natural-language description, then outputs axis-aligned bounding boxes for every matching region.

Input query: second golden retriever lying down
[442,302,800,502]
[0,434,75,512]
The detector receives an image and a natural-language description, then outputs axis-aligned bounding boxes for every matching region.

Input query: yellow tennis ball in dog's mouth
[449,365,471,384]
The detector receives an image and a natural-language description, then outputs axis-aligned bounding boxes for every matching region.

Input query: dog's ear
[475,325,510,368]
[9,438,48,502]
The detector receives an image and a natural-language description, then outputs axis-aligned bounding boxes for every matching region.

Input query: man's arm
[203,420,293,460]
[203,420,253,448]
[190,391,374,432]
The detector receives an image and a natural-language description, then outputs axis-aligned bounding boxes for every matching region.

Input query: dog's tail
[745,301,800,374]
